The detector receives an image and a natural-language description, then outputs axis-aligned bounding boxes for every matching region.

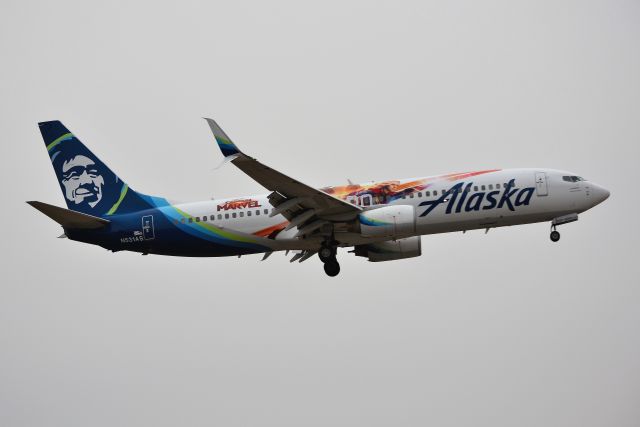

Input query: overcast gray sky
[1,0,639,426]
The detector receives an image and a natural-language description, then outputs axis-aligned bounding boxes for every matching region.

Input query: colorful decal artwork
[217,198,261,211]
[252,221,289,238]
[321,170,500,205]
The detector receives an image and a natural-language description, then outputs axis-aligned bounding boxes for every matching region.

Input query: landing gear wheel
[323,259,340,277]
[550,230,560,242]
[318,245,336,263]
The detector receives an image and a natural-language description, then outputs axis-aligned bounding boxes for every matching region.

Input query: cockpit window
[563,175,585,183]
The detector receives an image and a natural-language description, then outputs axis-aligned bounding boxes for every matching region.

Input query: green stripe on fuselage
[172,206,258,244]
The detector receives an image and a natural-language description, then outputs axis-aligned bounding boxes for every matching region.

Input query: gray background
[1,0,638,426]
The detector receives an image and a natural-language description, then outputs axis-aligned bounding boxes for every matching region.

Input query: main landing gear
[550,227,561,242]
[319,242,340,277]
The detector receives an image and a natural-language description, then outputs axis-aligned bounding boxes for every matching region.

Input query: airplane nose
[592,184,610,205]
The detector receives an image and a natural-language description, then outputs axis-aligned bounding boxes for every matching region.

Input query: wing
[205,118,361,236]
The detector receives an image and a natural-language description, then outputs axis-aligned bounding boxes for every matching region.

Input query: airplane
[29,119,610,277]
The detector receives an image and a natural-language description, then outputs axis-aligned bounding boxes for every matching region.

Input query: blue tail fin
[39,121,153,217]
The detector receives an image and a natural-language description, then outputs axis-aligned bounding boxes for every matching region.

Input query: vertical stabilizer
[38,121,153,217]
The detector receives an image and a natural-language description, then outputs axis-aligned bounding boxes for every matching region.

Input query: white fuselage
[166,168,609,251]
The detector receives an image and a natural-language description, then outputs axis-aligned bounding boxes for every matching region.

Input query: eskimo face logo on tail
[60,154,105,208]
[50,139,121,214]
[419,179,535,217]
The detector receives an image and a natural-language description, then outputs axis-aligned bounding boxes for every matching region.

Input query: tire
[318,246,335,263]
[323,260,340,277]
[550,230,560,242]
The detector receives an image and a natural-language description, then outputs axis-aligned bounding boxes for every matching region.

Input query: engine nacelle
[353,236,422,262]
[358,205,416,239]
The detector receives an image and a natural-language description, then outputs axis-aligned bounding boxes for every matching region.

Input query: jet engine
[353,236,422,262]
[358,205,416,239]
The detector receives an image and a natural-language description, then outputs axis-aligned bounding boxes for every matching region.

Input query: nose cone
[592,184,610,206]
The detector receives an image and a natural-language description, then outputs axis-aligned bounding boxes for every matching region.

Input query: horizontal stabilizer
[27,201,110,230]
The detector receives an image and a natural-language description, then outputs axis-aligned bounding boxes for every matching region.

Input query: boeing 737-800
[29,120,610,276]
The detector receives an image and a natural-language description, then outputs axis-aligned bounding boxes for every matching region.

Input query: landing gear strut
[319,241,340,277]
[318,245,336,263]
[550,225,560,242]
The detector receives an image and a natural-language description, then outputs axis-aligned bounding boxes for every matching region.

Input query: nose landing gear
[549,213,578,242]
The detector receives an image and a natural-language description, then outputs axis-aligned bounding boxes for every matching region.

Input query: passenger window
[217,214,222,220]
[481,185,486,191]
[188,218,193,223]
[264,209,269,215]
[488,184,493,190]
[195,217,200,222]
[425,191,430,197]
[433,190,438,196]
[474,186,478,191]
[180,218,185,224]
[239,212,244,217]
[232,212,237,218]
[202,216,207,222]
[496,183,501,189]
[225,213,229,219]
[410,194,414,199]
[418,192,422,197]
[247,211,252,216]
[173,219,179,225]
[256,210,260,216]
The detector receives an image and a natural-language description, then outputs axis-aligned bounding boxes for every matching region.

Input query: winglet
[204,118,241,157]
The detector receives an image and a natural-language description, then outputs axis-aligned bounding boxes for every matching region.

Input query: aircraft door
[535,172,548,196]
[142,215,155,240]
[360,194,373,207]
